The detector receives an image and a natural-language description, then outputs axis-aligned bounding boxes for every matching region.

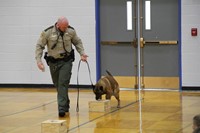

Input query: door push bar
[101,38,178,48]
[140,38,178,48]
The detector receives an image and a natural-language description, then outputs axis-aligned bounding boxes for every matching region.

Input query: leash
[76,60,94,112]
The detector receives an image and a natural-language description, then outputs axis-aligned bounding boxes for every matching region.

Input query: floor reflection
[0,89,199,133]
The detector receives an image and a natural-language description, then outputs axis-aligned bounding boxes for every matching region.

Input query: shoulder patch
[68,25,75,30]
[40,31,45,37]
[44,25,54,32]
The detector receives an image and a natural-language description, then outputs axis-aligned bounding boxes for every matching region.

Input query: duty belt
[44,49,75,65]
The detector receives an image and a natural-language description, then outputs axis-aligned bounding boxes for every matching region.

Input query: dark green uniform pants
[49,60,73,112]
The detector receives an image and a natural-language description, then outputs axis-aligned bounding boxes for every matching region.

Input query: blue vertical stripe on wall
[95,0,101,82]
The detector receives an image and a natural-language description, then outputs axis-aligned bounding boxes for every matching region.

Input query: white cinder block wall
[182,0,200,86]
[0,0,96,85]
[0,0,200,88]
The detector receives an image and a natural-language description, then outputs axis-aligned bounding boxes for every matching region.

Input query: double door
[98,0,179,89]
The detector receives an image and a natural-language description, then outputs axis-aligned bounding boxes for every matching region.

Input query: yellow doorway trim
[114,76,179,89]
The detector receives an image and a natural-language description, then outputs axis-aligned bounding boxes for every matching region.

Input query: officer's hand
[37,62,45,72]
[81,54,88,62]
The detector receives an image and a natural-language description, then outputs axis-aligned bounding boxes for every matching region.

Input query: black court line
[68,99,141,132]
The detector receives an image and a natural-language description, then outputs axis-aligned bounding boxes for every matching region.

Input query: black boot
[59,110,65,117]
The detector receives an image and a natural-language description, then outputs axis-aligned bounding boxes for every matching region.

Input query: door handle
[144,40,178,45]
[101,41,134,45]
[101,38,178,48]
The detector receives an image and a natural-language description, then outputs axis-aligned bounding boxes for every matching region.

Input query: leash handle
[76,60,94,112]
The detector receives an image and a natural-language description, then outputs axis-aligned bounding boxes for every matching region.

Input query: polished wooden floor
[0,88,200,133]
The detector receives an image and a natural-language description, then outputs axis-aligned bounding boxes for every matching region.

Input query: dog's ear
[92,84,95,92]
[92,84,95,90]
[100,86,103,92]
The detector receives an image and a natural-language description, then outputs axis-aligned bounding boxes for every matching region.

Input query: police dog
[93,70,120,108]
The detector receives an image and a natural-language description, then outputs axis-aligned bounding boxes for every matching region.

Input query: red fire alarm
[191,28,197,36]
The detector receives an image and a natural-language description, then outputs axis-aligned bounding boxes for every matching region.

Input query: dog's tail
[106,70,113,77]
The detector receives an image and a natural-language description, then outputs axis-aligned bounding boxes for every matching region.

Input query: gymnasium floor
[0,88,199,133]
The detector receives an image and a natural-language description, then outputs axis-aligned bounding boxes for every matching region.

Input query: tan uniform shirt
[35,25,85,63]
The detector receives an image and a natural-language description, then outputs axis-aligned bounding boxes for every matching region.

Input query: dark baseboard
[1,84,199,91]
[0,84,93,89]
[182,87,200,91]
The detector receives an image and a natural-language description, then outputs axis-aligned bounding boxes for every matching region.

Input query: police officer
[35,16,88,117]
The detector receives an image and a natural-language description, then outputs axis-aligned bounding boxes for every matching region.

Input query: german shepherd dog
[93,70,120,108]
